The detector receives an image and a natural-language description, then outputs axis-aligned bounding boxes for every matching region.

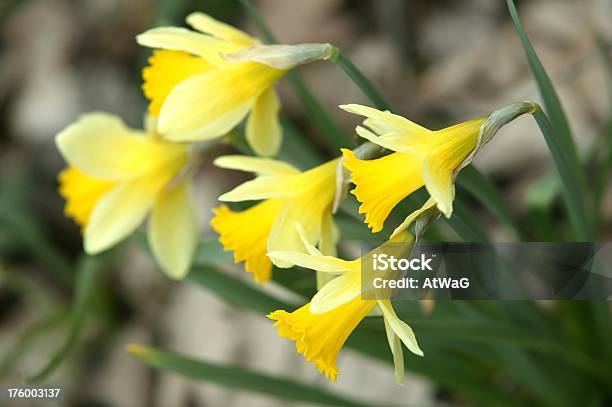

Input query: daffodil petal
[422,156,455,218]
[340,104,428,134]
[294,222,323,256]
[143,50,213,117]
[383,315,405,385]
[136,27,239,66]
[266,160,338,262]
[214,155,299,176]
[246,87,282,157]
[378,300,423,357]
[319,211,340,257]
[56,113,164,180]
[390,197,437,239]
[266,203,324,266]
[218,175,297,202]
[186,12,255,47]
[267,251,355,273]
[84,174,165,254]
[310,272,361,314]
[158,63,284,142]
[148,182,198,280]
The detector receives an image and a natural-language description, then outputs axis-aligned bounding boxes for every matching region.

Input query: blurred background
[0,0,611,406]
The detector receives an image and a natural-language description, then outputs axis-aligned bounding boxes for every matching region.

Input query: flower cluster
[55,13,516,383]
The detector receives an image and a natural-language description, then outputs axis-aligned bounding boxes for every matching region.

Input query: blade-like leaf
[531,110,591,240]
[507,0,590,240]
[127,345,374,407]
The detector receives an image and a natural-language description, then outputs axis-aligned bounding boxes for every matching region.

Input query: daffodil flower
[340,102,541,237]
[210,156,339,284]
[340,104,486,235]
[56,113,197,279]
[137,12,335,157]
[267,228,422,383]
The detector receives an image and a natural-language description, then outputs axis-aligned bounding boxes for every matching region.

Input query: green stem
[238,0,352,151]
[531,109,591,240]
[331,52,389,110]
[238,0,275,43]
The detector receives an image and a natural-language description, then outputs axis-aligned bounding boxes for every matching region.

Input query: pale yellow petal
[245,87,282,157]
[267,251,356,273]
[318,211,340,257]
[355,126,434,155]
[340,104,429,134]
[342,149,424,232]
[265,160,337,264]
[218,175,297,202]
[422,156,455,218]
[186,12,255,47]
[420,118,483,217]
[378,300,423,356]
[391,197,437,239]
[136,27,240,66]
[310,271,361,314]
[383,315,405,385]
[142,50,213,117]
[159,74,253,141]
[294,222,323,256]
[84,173,167,254]
[148,182,198,279]
[214,155,299,176]
[56,113,171,180]
[267,202,322,266]
[158,63,284,142]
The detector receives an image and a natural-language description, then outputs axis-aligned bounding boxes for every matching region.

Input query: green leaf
[332,52,389,111]
[26,256,104,383]
[457,165,523,238]
[127,345,374,407]
[507,0,591,240]
[531,110,591,240]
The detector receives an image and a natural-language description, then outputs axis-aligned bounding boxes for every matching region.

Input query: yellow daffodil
[210,156,339,284]
[137,12,335,157]
[340,104,485,234]
[56,113,197,279]
[267,229,422,383]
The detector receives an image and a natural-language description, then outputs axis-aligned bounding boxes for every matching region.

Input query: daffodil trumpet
[137,12,335,157]
[56,113,198,279]
[210,155,339,284]
[339,102,539,237]
[267,225,423,384]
